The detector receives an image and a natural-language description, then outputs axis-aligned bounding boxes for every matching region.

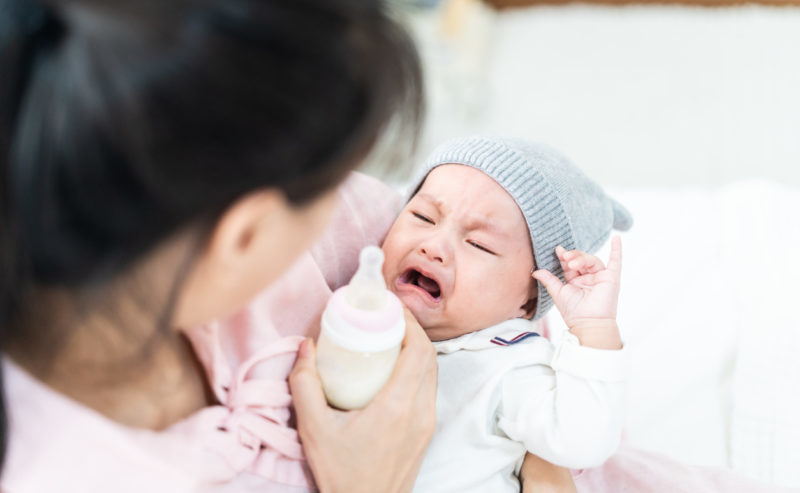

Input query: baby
[379,136,633,492]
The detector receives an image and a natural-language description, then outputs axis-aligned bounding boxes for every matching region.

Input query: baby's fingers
[567,253,605,275]
[532,269,564,299]
[555,246,580,282]
[606,236,623,278]
[557,246,605,281]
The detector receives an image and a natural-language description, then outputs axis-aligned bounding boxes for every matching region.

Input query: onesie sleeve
[310,171,403,291]
[497,333,629,469]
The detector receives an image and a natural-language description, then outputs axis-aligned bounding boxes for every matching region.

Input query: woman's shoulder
[0,359,194,491]
[331,171,403,246]
[1,358,312,493]
[311,171,402,291]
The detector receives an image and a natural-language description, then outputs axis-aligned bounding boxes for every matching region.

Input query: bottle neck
[321,287,405,352]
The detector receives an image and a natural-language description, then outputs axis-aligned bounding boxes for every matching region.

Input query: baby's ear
[518,276,538,319]
[519,297,537,319]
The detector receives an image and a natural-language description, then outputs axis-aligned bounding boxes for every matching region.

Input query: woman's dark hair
[0,0,423,469]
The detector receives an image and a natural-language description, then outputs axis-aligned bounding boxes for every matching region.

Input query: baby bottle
[316,246,405,410]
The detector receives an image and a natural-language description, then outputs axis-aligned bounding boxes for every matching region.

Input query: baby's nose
[419,242,447,264]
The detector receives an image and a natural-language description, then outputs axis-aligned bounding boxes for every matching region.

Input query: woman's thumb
[289,338,327,413]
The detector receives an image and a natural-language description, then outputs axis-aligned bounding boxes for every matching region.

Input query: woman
[0,0,436,491]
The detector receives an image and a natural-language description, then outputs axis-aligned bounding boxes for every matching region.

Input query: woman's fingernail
[298,338,313,358]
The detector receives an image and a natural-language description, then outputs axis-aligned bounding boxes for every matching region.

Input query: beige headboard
[485,0,800,7]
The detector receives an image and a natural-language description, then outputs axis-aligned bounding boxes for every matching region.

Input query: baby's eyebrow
[415,192,512,240]
[417,192,442,206]
[415,192,444,211]
[464,216,509,239]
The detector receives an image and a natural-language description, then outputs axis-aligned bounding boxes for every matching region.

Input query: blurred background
[375,0,800,489]
[384,0,800,188]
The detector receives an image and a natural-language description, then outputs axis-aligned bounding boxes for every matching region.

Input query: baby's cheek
[497,268,533,303]
[380,239,402,279]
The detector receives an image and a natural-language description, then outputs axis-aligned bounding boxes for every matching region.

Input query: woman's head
[0,0,422,329]
[0,0,422,461]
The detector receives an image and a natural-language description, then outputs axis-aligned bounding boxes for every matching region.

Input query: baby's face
[382,164,535,341]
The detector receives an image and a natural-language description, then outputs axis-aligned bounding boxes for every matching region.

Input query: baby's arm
[519,453,577,493]
[500,237,627,467]
[532,236,623,349]
[499,345,627,469]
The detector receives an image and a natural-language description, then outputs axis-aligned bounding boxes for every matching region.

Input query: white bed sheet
[544,181,800,488]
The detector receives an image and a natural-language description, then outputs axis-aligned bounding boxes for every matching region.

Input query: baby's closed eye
[467,240,496,255]
[412,211,434,224]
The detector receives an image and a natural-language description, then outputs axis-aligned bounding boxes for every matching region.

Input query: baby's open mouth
[400,268,441,300]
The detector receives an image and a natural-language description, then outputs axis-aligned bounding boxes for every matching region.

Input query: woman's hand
[519,452,578,493]
[532,236,623,349]
[289,308,438,493]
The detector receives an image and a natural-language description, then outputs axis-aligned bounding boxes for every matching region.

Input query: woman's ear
[175,187,339,328]
[174,189,289,327]
[205,189,287,283]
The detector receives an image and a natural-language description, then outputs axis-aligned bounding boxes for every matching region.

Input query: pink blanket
[575,445,792,492]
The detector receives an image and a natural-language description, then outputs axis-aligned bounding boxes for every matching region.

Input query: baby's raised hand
[532,236,623,349]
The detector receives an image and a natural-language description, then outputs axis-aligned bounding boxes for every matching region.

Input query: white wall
[404,3,800,188]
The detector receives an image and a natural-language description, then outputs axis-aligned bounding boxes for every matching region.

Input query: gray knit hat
[408,135,633,320]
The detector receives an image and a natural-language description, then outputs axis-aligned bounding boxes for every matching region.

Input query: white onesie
[413,318,629,492]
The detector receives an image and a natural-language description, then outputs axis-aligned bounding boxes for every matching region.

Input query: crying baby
[379,136,632,493]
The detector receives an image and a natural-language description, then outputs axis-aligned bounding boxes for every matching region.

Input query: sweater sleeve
[310,171,403,291]
[497,333,629,469]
